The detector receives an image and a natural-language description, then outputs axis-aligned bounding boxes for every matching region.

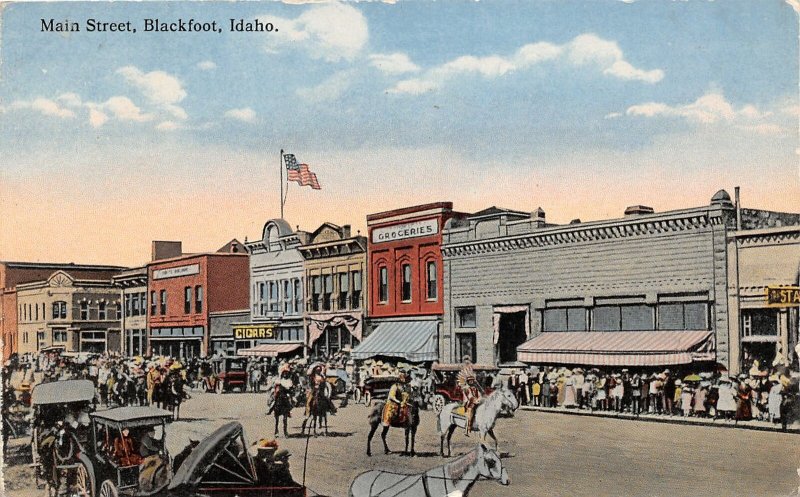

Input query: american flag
[283,153,321,190]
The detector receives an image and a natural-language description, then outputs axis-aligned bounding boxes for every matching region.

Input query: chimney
[342,224,352,238]
[152,241,182,261]
[532,207,546,228]
[624,205,655,217]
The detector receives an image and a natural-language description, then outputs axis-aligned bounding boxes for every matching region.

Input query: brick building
[147,252,249,358]
[352,203,466,363]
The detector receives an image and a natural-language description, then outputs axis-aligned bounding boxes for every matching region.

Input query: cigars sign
[233,325,275,340]
[372,218,439,243]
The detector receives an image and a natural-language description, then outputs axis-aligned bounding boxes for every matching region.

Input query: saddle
[390,405,411,428]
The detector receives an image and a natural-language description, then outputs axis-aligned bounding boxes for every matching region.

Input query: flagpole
[280,149,284,219]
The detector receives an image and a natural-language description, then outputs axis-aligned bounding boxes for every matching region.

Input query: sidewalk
[519,404,800,434]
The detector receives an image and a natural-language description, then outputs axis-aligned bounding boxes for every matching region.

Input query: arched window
[401,264,412,302]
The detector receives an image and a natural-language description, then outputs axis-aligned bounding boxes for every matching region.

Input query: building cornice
[728,226,800,246]
[442,208,727,257]
[299,238,366,260]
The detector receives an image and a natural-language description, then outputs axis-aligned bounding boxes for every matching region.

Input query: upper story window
[184,287,192,314]
[98,302,107,320]
[426,261,437,301]
[338,273,349,310]
[401,264,412,302]
[658,302,708,330]
[151,291,157,316]
[351,271,362,309]
[269,282,279,312]
[294,279,302,314]
[258,282,267,315]
[79,301,89,320]
[195,286,203,313]
[592,304,653,331]
[543,307,587,332]
[283,280,292,314]
[379,267,388,304]
[52,301,67,320]
[116,302,122,320]
[322,275,333,311]
[160,290,167,315]
[311,276,321,312]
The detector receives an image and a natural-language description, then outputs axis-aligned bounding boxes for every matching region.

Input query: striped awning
[351,320,438,362]
[517,330,714,367]
[237,342,303,357]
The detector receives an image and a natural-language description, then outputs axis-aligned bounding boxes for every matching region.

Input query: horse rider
[382,372,411,427]
[305,365,326,417]
[463,374,483,437]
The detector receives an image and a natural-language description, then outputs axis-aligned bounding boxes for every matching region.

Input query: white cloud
[197,60,217,71]
[782,104,800,117]
[224,107,257,123]
[296,70,355,103]
[156,121,182,131]
[369,53,420,75]
[11,98,75,118]
[56,93,83,107]
[605,112,622,119]
[101,96,153,122]
[388,33,663,95]
[260,3,368,62]
[88,108,108,128]
[623,91,789,135]
[116,66,187,106]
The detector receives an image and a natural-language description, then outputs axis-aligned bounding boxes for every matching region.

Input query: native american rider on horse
[459,359,483,436]
[381,372,411,427]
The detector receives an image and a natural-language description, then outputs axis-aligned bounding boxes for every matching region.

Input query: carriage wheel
[353,388,362,404]
[99,479,118,497]
[433,394,446,414]
[75,463,93,497]
[364,391,372,406]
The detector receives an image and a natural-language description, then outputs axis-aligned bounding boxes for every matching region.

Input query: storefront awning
[351,320,438,362]
[237,342,303,358]
[517,330,714,367]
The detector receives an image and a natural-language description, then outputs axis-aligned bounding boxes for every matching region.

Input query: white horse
[436,387,519,457]
[349,443,509,497]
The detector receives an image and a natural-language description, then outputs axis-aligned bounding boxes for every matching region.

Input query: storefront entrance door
[497,311,527,363]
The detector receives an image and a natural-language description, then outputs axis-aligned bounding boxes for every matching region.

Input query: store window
[426,261,437,301]
[742,309,778,337]
[592,304,654,331]
[456,307,477,328]
[457,333,477,363]
[401,264,412,302]
[658,302,708,330]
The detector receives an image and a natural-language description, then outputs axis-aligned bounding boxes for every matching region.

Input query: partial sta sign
[765,286,800,307]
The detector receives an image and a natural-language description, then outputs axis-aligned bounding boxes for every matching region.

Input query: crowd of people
[503,361,798,429]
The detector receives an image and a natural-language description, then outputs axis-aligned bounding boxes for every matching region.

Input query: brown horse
[366,391,421,457]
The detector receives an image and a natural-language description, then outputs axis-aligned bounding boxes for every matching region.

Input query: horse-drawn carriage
[353,376,398,406]
[31,379,97,495]
[430,363,499,413]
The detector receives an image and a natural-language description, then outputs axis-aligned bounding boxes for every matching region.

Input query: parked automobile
[430,363,499,413]
[211,356,249,393]
[354,376,399,406]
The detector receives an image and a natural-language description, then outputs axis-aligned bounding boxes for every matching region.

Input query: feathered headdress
[457,363,476,387]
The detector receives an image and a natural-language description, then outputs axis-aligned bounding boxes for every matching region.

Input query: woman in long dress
[735,378,753,421]
[768,381,783,423]
[562,378,577,408]
[681,385,694,417]
[716,379,737,420]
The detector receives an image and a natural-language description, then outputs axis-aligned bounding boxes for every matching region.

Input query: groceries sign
[372,218,439,243]
[766,286,800,307]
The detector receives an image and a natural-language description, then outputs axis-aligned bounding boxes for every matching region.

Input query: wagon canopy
[31,379,95,405]
[90,406,173,429]
[168,421,256,491]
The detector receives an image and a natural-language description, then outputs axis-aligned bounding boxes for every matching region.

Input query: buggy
[430,363,499,413]
[210,356,249,393]
[353,376,398,406]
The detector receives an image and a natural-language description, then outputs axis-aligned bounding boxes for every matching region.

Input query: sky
[1,0,798,266]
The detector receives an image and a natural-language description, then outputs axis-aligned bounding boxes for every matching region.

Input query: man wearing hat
[462,373,483,436]
[382,372,410,427]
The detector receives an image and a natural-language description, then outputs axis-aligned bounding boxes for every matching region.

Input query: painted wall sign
[153,264,200,280]
[766,286,800,307]
[233,325,275,339]
[371,218,439,243]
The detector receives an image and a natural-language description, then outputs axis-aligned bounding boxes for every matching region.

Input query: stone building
[112,266,148,357]
[298,223,367,357]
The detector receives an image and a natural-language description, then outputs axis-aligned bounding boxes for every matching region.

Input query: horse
[350,443,509,497]
[437,387,519,457]
[165,374,188,420]
[249,368,263,393]
[267,380,293,438]
[301,381,335,436]
[366,389,422,457]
